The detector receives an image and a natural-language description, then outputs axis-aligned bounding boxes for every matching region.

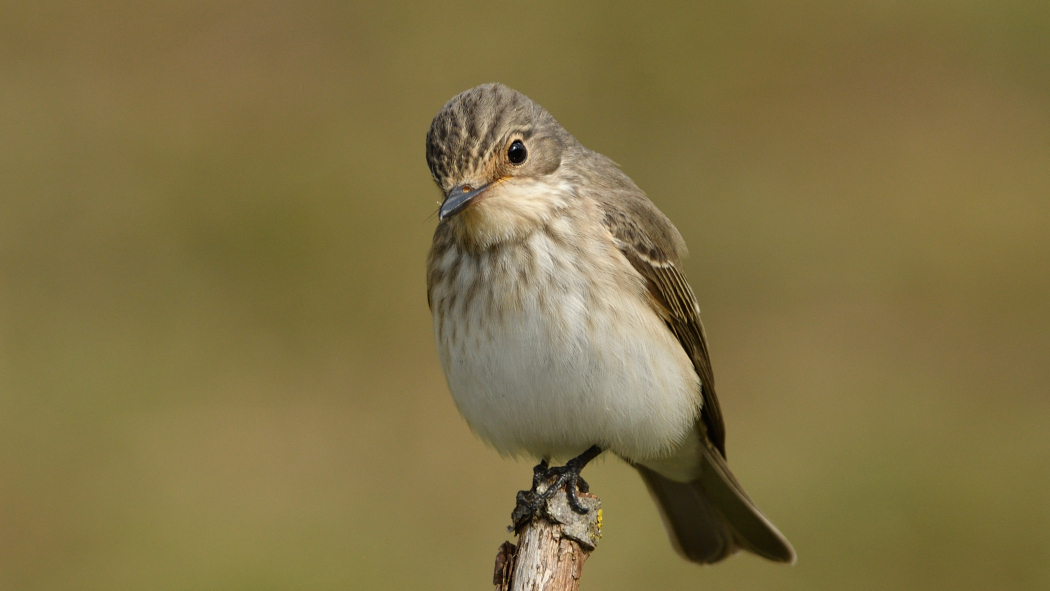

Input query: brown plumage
[426,83,795,565]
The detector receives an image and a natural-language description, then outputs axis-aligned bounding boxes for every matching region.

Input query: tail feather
[637,465,738,563]
[636,446,796,565]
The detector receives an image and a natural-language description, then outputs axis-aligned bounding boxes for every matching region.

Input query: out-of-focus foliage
[1,2,1048,589]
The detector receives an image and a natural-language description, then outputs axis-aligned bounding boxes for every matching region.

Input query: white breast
[431,216,701,464]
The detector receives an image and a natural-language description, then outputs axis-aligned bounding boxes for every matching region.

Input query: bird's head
[426,83,575,248]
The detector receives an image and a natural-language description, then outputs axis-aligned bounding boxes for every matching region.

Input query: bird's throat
[449,179,573,251]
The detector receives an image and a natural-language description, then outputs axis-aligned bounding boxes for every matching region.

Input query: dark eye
[507,140,527,164]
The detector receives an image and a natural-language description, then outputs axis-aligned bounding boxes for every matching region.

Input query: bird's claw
[510,446,602,531]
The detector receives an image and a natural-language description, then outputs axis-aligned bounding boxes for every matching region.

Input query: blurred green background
[2,2,1048,590]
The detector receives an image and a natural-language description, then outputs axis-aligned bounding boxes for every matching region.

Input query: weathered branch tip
[494,482,602,591]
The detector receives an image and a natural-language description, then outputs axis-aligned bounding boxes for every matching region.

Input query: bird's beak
[439,182,491,221]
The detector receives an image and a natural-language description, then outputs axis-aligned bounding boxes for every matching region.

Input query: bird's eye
[507,140,527,164]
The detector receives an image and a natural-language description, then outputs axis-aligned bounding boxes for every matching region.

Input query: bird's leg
[512,459,550,518]
[532,459,551,489]
[512,446,603,530]
[539,445,602,513]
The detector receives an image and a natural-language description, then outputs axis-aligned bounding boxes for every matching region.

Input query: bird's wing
[598,200,727,456]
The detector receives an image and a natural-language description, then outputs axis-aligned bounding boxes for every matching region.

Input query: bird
[424,83,795,565]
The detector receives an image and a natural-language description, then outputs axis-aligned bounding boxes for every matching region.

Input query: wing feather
[599,204,727,456]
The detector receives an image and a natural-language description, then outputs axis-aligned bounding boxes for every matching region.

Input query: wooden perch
[493,481,602,591]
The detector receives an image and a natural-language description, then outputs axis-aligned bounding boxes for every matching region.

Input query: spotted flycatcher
[425,83,795,564]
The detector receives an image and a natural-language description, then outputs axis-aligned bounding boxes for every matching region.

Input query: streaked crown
[425,83,571,192]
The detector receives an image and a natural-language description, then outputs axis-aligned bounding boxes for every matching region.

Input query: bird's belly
[434,257,700,463]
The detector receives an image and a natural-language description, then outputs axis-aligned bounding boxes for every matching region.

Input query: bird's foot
[511,445,602,531]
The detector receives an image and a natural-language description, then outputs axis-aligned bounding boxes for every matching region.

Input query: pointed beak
[439,182,491,221]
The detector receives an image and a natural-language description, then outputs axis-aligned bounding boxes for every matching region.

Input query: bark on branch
[493,482,602,591]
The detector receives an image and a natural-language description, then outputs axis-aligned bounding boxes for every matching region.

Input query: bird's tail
[635,444,796,565]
